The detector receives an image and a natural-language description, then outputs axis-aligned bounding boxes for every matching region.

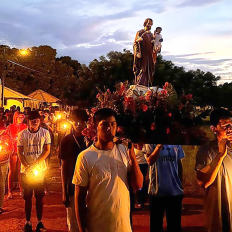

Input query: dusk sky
[0,0,231,85]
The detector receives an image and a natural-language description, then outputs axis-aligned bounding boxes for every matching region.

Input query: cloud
[176,0,224,8]
[174,52,215,57]
[58,40,130,64]
[163,54,231,66]
[162,53,232,83]
[1,0,231,86]
[0,0,166,51]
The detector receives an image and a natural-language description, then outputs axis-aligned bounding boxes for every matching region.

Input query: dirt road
[0,153,205,232]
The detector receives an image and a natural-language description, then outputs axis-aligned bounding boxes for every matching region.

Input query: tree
[0,44,230,108]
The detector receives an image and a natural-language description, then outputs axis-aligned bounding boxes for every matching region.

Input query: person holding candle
[0,127,13,214]
[17,111,51,232]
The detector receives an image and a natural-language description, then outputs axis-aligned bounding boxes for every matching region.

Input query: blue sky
[0,0,231,84]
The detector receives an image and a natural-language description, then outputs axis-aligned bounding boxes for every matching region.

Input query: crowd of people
[0,105,60,231]
[0,105,232,232]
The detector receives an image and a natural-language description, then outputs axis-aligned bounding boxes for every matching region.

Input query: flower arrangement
[82,82,209,145]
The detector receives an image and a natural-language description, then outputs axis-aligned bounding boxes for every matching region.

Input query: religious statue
[133,18,163,87]
[152,27,163,64]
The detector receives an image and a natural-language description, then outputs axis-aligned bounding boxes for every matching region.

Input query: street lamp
[1,48,31,107]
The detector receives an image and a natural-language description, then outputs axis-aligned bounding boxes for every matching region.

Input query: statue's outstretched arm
[134,32,142,58]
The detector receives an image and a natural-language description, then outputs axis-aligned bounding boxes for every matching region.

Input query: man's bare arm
[75,185,88,232]
[197,153,226,188]
[25,144,51,171]
[61,160,69,206]
[145,144,162,166]
[17,146,28,167]
[36,144,50,164]
[128,144,143,192]
[197,139,227,188]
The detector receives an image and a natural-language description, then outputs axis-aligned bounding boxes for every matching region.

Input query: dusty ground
[0,151,205,232]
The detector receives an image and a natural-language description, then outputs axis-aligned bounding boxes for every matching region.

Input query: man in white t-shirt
[72,108,143,232]
[133,143,148,209]
[18,111,51,232]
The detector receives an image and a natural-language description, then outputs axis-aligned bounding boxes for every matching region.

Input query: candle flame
[34,170,39,176]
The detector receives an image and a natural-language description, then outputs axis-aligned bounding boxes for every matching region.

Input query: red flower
[161,89,168,95]
[186,94,193,101]
[82,124,97,140]
[141,104,148,112]
[151,123,156,131]
[145,91,152,102]
[139,96,146,101]
[163,82,169,89]
[166,128,170,134]
[123,96,136,113]
[91,108,98,113]
[126,96,134,102]
[168,113,172,117]
[178,104,184,110]
[118,85,126,96]
[117,126,125,134]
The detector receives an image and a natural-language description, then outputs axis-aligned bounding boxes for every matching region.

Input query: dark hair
[69,109,88,122]
[93,108,117,126]
[210,108,232,126]
[28,110,41,120]
[143,18,153,27]
[156,27,162,31]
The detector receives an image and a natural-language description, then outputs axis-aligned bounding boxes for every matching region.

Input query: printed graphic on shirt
[17,127,51,173]
[160,147,177,162]
[145,144,185,196]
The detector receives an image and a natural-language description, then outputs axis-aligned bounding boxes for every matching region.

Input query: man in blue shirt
[144,144,185,232]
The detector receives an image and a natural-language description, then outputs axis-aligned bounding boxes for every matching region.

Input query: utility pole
[1,48,6,107]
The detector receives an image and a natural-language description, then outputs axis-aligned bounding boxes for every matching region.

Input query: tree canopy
[0,45,230,108]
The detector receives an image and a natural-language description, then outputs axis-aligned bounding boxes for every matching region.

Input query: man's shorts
[21,173,45,200]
